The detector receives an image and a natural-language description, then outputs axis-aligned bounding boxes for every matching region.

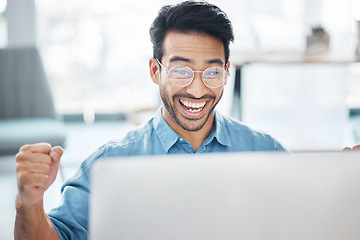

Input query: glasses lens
[203,67,226,88]
[168,66,193,87]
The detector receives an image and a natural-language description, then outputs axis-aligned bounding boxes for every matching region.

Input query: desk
[230,50,359,120]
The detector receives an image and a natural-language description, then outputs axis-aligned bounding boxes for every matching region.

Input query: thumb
[44,146,64,190]
[50,146,64,164]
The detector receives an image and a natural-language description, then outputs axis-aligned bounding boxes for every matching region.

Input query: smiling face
[150,31,229,134]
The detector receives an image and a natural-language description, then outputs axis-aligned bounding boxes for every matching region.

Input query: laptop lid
[89,152,360,240]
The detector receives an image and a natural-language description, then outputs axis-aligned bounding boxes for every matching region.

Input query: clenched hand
[15,143,63,208]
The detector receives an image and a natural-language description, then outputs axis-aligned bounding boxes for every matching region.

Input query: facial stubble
[159,84,223,132]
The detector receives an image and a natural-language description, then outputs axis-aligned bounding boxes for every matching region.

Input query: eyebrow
[169,56,191,63]
[206,59,224,65]
[169,56,224,66]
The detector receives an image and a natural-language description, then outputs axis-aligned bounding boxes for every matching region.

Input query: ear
[224,60,230,86]
[149,58,160,85]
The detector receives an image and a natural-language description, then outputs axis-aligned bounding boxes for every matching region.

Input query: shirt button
[179,137,184,142]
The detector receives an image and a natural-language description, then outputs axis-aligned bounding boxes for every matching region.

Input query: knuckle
[15,152,27,162]
[19,144,31,152]
[43,144,52,152]
[15,162,23,173]
[43,155,52,165]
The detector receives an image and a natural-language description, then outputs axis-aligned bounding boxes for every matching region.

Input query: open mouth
[179,99,208,113]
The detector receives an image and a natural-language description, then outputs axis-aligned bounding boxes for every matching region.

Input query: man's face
[152,31,228,132]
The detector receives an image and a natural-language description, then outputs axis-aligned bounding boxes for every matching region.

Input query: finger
[17,161,50,175]
[19,143,52,154]
[50,146,64,164]
[26,162,51,174]
[353,144,360,150]
[343,147,352,151]
[16,151,52,165]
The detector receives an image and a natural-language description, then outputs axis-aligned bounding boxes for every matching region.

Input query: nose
[184,72,207,98]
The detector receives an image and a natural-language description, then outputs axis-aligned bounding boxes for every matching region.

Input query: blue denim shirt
[48,109,286,239]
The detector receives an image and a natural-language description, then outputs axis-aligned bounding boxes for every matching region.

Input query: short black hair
[149,1,234,64]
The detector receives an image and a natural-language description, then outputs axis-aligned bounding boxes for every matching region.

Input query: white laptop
[89,152,360,240]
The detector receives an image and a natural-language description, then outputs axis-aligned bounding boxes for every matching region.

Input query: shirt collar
[153,108,232,152]
[207,110,231,147]
[153,108,181,153]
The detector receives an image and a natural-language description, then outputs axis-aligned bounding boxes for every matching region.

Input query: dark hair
[149,1,234,64]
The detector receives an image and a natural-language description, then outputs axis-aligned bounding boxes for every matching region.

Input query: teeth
[180,99,206,109]
[188,108,202,113]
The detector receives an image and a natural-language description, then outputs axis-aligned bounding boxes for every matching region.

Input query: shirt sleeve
[48,147,107,240]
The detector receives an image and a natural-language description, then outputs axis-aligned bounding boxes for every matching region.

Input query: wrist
[15,195,44,215]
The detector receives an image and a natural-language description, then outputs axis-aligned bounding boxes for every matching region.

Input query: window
[36,0,163,119]
[36,0,358,119]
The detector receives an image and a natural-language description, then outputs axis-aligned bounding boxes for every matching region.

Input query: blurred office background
[1,0,360,239]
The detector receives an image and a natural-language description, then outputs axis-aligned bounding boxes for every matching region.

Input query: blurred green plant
[311,25,328,36]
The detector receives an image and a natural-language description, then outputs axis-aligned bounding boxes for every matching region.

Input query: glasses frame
[156,58,229,88]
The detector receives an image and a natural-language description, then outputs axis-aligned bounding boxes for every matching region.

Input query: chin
[176,113,210,132]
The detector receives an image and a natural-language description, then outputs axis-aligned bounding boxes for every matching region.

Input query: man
[15,1,358,240]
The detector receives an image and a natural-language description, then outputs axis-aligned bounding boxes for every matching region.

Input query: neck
[162,108,215,151]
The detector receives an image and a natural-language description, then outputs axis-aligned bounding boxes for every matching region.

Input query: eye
[174,69,189,75]
[171,67,192,78]
[205,68,222,77]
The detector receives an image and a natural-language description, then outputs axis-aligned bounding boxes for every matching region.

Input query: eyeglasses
[156,59,229,88]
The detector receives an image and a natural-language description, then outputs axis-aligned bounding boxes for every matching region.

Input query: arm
[14,143,63,240]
